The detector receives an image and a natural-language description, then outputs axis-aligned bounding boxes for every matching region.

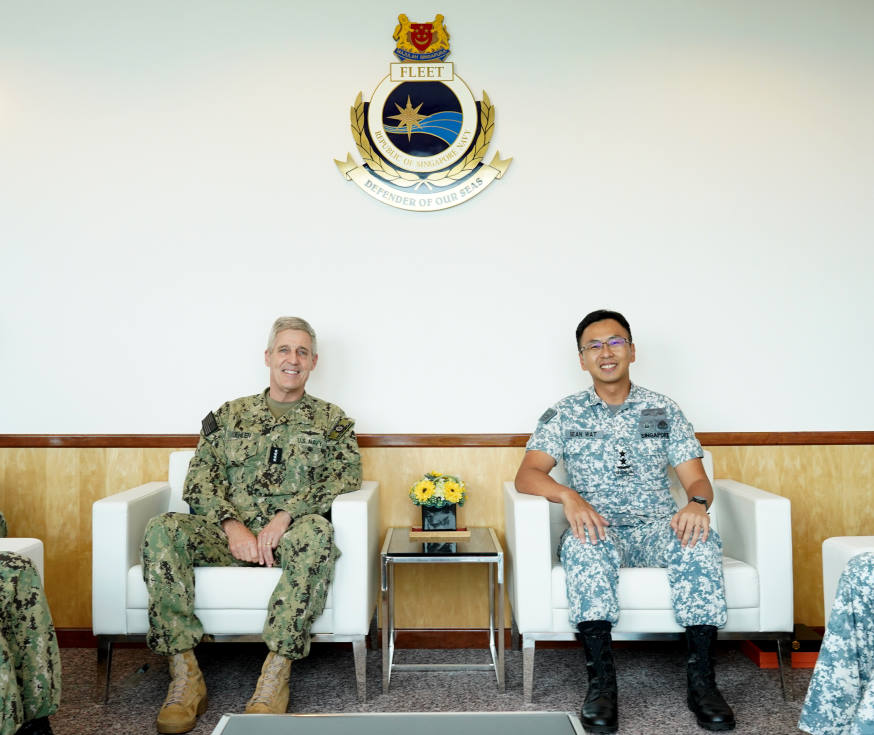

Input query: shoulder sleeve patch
[328,417,354,441]
[201,411,219,436]
[538,408,557,424]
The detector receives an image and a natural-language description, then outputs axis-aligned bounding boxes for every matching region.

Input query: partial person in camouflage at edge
[0,512,61,735]
[799,552,874,735]
[515,310,734,734]
[141,317,362,734]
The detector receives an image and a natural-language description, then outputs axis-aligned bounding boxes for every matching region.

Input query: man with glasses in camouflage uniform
[516,309,734,733]
[141,317,362,733]
[0,512,61,735]
[799,552,874,735]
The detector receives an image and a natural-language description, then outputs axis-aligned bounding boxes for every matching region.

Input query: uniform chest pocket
[225,435,262,466]
[637,414,670,441]
[291,432,327,467]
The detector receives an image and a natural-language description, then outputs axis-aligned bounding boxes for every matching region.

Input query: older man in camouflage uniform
[0,512,61,735]
[516,310,734,733]
[799,552,874,735]
[141,317,362,734]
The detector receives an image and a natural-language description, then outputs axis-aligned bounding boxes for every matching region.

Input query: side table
[380,526,505,693]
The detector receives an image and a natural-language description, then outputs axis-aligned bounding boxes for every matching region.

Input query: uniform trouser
[559,518,728,628]
[0,553,62,735]
[142,512,338,660]
[799,552,874,735]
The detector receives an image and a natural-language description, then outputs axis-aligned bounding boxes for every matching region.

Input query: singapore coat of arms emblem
[335,14,512,212]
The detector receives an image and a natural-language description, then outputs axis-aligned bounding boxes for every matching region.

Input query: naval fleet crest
[335,14,512,212]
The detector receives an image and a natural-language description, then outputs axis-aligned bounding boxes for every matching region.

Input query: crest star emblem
[388,96,426,140]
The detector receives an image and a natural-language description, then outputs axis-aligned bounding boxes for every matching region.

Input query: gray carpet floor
[54,642,812,734]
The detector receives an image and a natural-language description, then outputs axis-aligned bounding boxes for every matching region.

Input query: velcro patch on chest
[328,417,354,441]
[639,409,669,438]
[201,411,219,436]
[568,429,605,440]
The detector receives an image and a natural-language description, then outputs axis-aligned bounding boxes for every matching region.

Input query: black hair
[575,309,632,349]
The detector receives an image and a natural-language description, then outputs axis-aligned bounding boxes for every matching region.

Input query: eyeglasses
[579,337,632,354]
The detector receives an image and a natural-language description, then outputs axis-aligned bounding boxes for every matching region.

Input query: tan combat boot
[245,650,292,714]
[156,650,208,734]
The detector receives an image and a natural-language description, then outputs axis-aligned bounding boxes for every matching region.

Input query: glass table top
[382,526,501,558]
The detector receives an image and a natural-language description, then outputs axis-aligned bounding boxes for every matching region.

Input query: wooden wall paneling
[2,443,873,632]
[710,445,874,628]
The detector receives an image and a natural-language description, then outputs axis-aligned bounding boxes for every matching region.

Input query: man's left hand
[257,511,292,567]
[670,503,710,548]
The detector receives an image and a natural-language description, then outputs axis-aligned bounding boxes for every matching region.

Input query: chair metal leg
[523,635,535,703]
[96,636,113,703]
[352,637,367,702]
[368,608,378,651]
[776,637,788,701]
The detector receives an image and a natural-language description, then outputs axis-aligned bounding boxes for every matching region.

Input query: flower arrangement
[409,471,467,508]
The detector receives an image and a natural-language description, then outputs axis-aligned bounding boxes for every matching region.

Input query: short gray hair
[266,316,317,354]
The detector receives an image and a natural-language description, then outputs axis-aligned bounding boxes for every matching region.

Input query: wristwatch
[690,496,709,510]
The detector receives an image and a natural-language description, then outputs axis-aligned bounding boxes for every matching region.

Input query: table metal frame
[380,526,504,693]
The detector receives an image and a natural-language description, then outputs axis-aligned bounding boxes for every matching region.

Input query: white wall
[2,0,872,433]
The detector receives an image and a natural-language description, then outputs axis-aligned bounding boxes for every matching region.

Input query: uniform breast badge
[335,14,512,212]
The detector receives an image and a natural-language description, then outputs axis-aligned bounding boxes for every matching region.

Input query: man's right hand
[221,519,259,563]
[561,491,610,544]
[516,449,610,544]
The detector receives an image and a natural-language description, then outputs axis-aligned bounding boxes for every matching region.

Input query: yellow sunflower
[442,480,464,504]
[412,480,435,503]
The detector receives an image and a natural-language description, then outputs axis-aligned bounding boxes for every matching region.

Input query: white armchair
[0,538,45,583]
[504,451,793,702]
[822,536,874,625]
[92,450,380,701]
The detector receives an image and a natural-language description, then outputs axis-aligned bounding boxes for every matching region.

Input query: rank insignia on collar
[334,14,511,212]
[328,417,355,441]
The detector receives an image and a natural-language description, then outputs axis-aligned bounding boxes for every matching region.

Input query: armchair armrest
[330,481,380,634]
[713,478,793,632]
[0,538,45,583]
[503,481,554,632]
[92,481,171,634]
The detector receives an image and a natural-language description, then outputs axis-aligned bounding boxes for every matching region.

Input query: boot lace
[163,657,194,708]
[163,675,190,707]
[250,655,288,705]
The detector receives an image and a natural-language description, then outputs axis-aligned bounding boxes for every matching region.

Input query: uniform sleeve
[667,403,703,467]
[278,411,362,521]
[0,511,6,538]
[525,406,564,463]
[182,405,241,525]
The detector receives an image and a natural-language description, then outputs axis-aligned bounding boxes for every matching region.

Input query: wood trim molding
[1,431,872,449]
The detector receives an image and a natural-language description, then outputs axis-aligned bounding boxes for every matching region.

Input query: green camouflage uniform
[0,552,62,735]
[0,512,6,539]
[142,390,361,660]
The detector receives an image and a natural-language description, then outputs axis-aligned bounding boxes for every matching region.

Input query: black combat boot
[576,620,618,734]
[685,625,736,731]
[15,718,54,735]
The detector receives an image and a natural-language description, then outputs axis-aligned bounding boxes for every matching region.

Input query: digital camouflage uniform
[142,390,362,660]
[0,552,62,735]
[799,552,874,735]
[0,512,6,539]
[527,384,727,628]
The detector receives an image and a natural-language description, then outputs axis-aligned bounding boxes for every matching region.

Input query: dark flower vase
[421,504,457,531]
[421,504,457,554]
